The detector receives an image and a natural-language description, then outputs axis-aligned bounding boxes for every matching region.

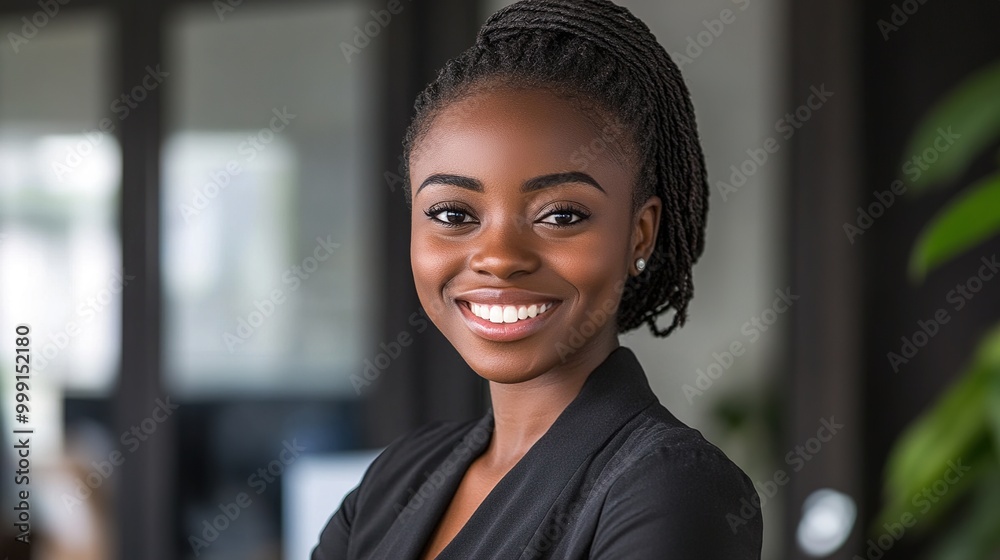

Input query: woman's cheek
[410,231,457,322]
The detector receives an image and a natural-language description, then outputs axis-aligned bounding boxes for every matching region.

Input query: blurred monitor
[283,449,383,560]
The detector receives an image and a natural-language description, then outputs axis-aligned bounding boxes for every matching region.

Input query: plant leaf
[985,330,1000,453]
[901,58,1000,192]
[875,324,1000,535]
[874,440,993,537]
[924,468,1000,560]
[882,362,989,499]
[908,172,1000,281]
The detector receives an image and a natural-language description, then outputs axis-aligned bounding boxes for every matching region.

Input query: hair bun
[476,0,663,81]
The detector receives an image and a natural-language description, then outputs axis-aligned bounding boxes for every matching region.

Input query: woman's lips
[456,299,560,342]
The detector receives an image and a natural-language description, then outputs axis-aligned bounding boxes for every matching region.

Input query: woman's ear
[631,195,662,273]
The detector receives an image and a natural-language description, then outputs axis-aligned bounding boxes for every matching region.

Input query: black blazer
[311,346,763,559]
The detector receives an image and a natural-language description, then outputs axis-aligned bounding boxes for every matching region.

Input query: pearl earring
[635,257,646,272]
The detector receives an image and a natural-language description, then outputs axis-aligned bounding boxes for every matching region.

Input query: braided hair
[402,0,709,338]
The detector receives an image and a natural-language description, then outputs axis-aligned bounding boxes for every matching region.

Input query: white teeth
[468,301,555,324]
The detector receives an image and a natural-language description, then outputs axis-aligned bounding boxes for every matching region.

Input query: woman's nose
[467,213,541,279]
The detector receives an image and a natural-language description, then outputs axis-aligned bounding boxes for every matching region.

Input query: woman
[312,0,763,558]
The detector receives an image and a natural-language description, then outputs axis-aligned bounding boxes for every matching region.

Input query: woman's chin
[459,348,551,385]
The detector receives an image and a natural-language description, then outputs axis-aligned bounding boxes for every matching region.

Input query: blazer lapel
[368,411,495,559]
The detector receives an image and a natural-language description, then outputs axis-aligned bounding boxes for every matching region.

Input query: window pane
[0,10,120,397]
[162,2,375,397]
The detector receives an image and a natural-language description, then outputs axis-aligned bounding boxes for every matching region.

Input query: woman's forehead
[413,87,636,179]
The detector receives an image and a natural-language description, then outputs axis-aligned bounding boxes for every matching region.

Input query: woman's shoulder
[588,404,763,558]
[606,404,758,499]
[610,403,751,481]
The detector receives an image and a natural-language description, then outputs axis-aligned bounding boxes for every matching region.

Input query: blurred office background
[1,0,999,558]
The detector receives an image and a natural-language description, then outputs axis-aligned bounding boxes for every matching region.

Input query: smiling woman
[311,0,763,558]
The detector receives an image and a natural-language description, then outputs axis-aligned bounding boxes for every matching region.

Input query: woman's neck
[479,337,620,471]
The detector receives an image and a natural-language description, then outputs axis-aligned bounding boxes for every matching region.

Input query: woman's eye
[539,208,589,227]
[425,206,477,227]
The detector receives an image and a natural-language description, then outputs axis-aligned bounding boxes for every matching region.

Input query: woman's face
[409,86,661,384]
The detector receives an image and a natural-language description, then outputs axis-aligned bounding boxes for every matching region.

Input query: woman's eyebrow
[416,171,607,196]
